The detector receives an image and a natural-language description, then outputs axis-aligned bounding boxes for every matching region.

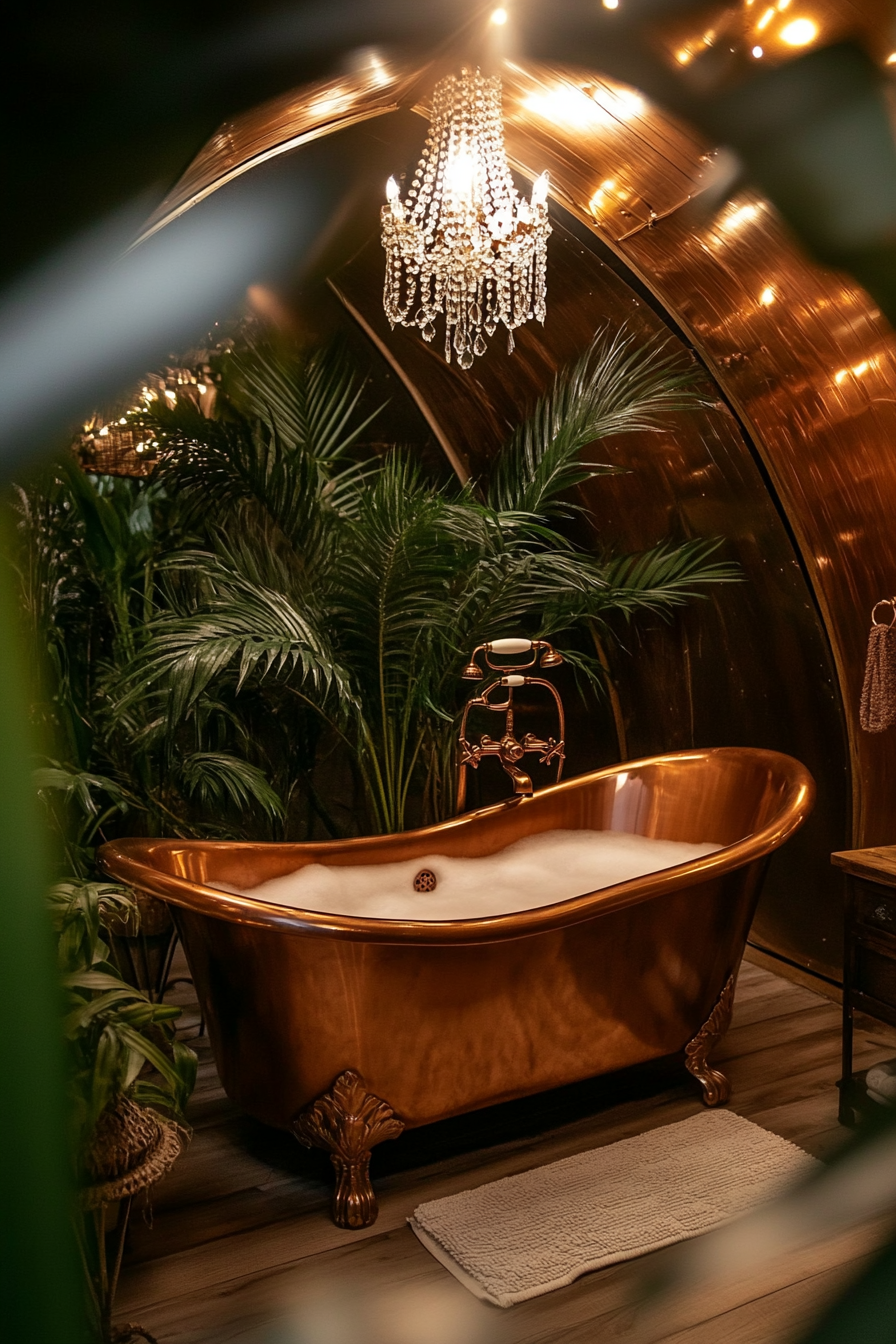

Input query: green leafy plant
[50,881,196,1157]
[115,328,739,834]
[16,327,740,843]
[11,324,739,1340]
[14,458,284,846]
[48,878,196,1343]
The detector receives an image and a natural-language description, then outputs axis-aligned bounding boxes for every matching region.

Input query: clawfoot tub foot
[685,971,738,1106]
[292,1070,405,1229]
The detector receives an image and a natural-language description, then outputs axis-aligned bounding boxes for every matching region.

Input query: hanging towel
[860,604,896,733]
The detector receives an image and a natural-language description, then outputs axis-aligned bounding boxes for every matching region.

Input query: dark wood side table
[831,845,896,1125]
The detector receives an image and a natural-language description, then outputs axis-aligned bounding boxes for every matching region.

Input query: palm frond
[336,454,461,702]
[175,752,284,821]
[487,327,711,518]
[120,550,355,725]
[34,763,129,819]
[220,337,384,465]
[601,539,742,618]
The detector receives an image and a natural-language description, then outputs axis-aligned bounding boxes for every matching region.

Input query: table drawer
[854,941,896,1009]
[854,885,896,939]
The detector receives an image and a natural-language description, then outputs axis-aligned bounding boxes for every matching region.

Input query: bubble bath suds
[214,829,722,921]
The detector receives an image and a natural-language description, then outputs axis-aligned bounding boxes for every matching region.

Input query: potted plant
[49,878,196,1344]
[112,326,739,836]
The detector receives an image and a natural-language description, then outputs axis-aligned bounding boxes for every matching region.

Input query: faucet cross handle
[521,733,566,768]
[457,638,567,811]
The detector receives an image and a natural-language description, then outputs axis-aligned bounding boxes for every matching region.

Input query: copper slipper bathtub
[100,746,814,1229]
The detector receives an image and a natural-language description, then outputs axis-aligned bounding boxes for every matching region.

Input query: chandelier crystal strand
[382,69,551,370]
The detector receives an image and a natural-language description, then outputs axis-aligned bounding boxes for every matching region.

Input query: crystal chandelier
[381,68,551,370]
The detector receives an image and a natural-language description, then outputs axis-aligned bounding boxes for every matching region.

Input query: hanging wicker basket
[104,890,174,940]
[82,1096,185,1210]
[104,892,178,1002]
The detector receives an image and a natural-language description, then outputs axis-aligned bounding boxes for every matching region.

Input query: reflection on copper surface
[330,199,847,977]
[136,17,896,983]
[137,58,432,244]
[651,0,894,79]
[500,63,706,241]
[99,750,813,1144]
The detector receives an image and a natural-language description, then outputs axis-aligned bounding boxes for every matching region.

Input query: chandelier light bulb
[385,175,405,220]
[445,148,477,201]
[531,171,550,209]
[381,69,552,369]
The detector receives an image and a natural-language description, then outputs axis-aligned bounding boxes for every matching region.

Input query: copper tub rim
[98,746,814,947]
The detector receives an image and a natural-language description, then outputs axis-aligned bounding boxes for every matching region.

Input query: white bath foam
[213,829,722,921]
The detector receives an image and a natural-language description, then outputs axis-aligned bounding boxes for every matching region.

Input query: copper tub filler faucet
[457,638,567,810]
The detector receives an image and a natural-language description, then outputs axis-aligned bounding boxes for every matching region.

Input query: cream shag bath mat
[409,1110,818,1307]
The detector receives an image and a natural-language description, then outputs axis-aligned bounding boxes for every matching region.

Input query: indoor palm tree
[114,327,739,836]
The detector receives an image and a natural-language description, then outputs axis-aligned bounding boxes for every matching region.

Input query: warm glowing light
[757,7,775,31]
[835,361,872,384]
[776,0,791,9]
[197,384,207,395]
[589,185,611,212]
[602,0,619,7]
[759,286,776,306]
[888,52,896,64]
[779,17,819,47]
[446,149,476,200]
[605,86,645,118]
[99,426,109,436]
[677,49,692,64]
[490,7,508,24]
[524,86,610,130]
[752,45,764,57]
[385,175,404,220]
[164,389,176,402]
[531,172,549,208]
[308,90,350,120]
[368,54,390,87]
[589,177,632,214]
[382,69,550,369]
[528,81,645,129]
[723,202,761,231]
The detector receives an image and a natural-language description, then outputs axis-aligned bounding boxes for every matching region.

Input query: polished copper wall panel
[136,46,896,982]
[494,65,896,887]
[137,58,433,242]
[622,201,896,851]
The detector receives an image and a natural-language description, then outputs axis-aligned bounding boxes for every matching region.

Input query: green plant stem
[589,620,628,762]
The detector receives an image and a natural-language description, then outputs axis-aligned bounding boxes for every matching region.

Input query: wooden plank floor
[117,955,896,1344]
